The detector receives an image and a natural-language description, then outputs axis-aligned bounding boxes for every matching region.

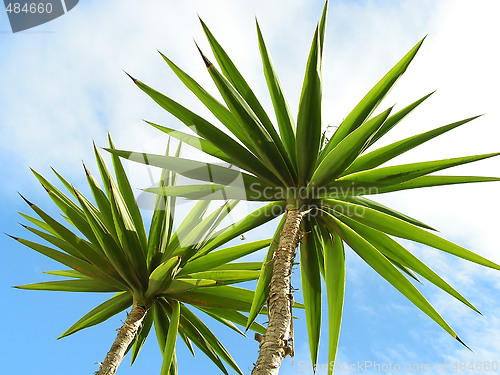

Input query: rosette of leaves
[10,136,284,375]
[108,2,500,374]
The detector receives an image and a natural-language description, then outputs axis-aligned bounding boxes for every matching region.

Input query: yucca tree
[9,136,288,375]
[109,2,500,374]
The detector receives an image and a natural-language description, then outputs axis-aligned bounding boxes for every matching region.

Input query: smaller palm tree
[10,136,283,375]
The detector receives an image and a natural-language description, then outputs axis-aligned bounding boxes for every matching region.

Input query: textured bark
[252,208,305,375]
[96,305,147,375]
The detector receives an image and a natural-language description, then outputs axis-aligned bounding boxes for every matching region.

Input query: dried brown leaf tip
[456,335,473,352]
[82,161,91,176]
[194,42,213,69]
[6,233,20,241]
[18,193,34,207]
[71,185,81,197]
[123,70,138,83]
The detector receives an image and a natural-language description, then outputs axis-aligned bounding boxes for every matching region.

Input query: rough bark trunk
[96,304,147,375]
[251,208,305,375]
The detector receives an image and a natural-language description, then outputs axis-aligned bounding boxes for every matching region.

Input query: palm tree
[10,136,285,375]
[109,2,500,374]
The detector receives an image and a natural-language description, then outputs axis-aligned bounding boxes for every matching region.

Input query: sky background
[1,0,500,374]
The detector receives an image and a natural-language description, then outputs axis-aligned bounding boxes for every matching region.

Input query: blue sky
[1,1,500,374]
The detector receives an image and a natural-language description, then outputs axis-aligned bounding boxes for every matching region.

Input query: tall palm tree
[109,2,500,374]
[10,136,285,375]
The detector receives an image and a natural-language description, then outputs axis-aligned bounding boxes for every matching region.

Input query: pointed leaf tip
[18,193,33,207]
[157,50,169,62]
[123,70,138,83]
[456,336,473,352]
[6,233,19,241]
[82,162,90,176]
[194,42,213,68]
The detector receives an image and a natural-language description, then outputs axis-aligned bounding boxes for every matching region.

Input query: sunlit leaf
[300,220,322,367]
[59,292,132,339]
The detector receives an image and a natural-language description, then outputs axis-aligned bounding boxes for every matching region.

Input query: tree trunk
[251,208,305,375]
[96,304,148,375]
